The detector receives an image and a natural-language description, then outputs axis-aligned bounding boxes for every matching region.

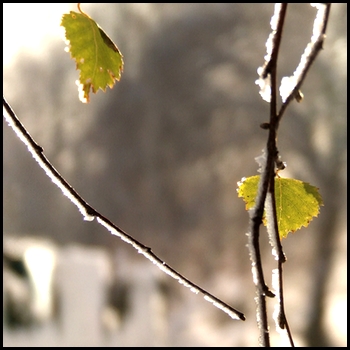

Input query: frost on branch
[256,70,271,103]
[279,3,328,102]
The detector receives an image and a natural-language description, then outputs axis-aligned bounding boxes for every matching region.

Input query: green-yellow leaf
[237,175,323,238]
[61,9,123,103]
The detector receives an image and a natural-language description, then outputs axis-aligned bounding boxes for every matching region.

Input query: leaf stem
[77,3,90,18]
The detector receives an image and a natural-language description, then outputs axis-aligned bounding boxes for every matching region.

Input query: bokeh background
[3,3,346,346]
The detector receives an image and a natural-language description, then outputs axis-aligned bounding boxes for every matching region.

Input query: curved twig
[253,3,331,347]
[3,96,245,322]
[248,4,288,347]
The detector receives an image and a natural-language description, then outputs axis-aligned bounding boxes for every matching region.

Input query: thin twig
[273,265,295,346]
[3,96,245,322]
[270,5,331,346]
[277,4,331,127]
[249,4,288,346]
[254,3,331,347]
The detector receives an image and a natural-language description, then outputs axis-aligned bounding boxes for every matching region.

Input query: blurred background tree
[3,3,346,346]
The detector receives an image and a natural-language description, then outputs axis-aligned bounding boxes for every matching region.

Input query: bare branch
[3,96,245,322]
[252,3,331,347]
[248,4,288,346]
[277,4,331,126]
